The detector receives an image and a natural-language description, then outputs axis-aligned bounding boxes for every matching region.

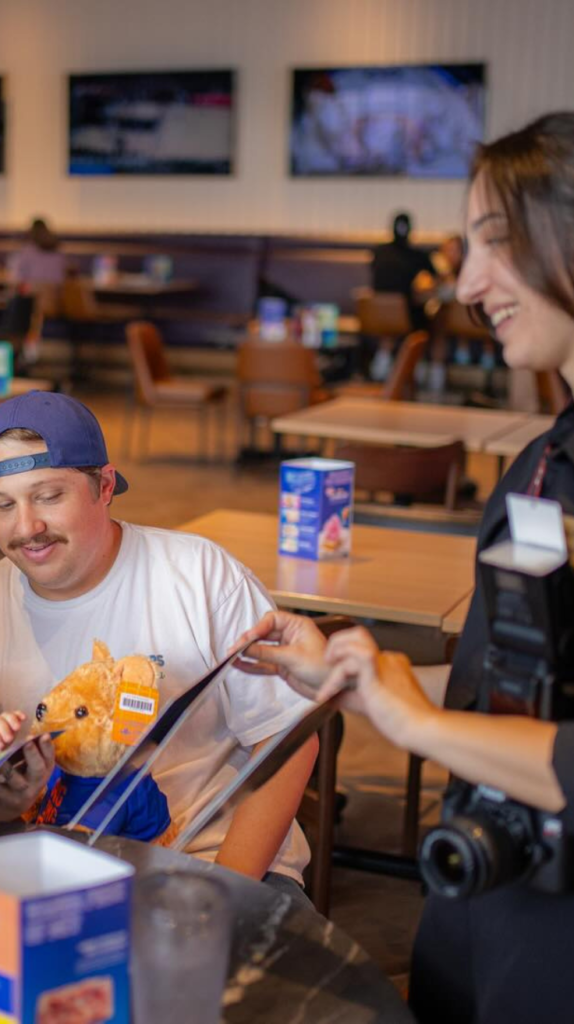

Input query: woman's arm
[320,629,564,814]
[234,613,565,813]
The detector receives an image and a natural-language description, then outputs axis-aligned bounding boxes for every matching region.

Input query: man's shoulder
[121,521,250,579]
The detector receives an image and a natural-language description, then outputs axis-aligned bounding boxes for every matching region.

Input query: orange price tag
[112,681,159,746]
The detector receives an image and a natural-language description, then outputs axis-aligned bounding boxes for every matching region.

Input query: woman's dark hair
[29,217,59,252]
[471,112,574,320]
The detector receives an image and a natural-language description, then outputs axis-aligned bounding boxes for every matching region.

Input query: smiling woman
[234,111,574,1024]
[457,113,574,381]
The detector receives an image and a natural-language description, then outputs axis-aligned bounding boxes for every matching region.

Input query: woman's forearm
[409,709,564,813]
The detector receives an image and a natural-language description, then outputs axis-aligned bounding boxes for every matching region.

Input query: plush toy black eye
[75,706,89,719]
[36,703,47,721]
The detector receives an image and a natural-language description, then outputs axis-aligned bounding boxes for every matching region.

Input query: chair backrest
[381,330,428,401]
[61,277,99,320]
[437,300,491,341]
[35,283,63,319]
[126,321,171,406]
[237,340,319,419]
[535,371,570,415]
[353,287,411,337]
[334,439,466,509]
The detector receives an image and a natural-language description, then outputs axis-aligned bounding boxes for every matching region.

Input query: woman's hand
[231,610,329,700]
[0,711,26,751]
[318,626,439,750]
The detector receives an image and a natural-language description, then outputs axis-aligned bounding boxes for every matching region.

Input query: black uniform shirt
[446,401,574,826]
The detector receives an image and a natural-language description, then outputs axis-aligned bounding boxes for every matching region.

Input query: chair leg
[217,399,227,461]
[310,716,338,917]
[197,407,208,460]
[122,389,136,461]
[139,407,151,459]
[402,753,423,858]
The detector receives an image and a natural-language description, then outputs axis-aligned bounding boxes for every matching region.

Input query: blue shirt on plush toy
[36,767,171,841]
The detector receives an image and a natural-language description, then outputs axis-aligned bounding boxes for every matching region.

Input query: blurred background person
[369,211,433,380]
[3,217,67,371]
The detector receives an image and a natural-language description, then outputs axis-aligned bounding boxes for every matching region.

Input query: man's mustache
[8,532,68,551]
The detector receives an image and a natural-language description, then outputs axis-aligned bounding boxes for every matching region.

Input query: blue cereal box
[0,831,133,1024]
[279,458,354,560]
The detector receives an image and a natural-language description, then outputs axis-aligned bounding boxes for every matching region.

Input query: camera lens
[420,815,527,899]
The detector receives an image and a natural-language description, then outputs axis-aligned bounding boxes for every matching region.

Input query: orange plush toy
[29,640,175,844]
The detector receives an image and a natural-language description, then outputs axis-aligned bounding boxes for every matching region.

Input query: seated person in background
[412,234,465,391]
[369,211,433,379]
[3,218,67,367]
[8,217,67,292]
[0,391,318,909]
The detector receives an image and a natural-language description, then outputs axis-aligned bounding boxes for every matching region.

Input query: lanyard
[527,443,553,498]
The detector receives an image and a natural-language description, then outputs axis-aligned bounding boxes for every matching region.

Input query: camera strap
[527,443,553,497]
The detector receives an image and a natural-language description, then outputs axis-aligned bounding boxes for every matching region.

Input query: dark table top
[85,832,414,1024]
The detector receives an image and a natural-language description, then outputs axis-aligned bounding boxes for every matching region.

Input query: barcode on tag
[119,694,155,715]
[112,680,160,746]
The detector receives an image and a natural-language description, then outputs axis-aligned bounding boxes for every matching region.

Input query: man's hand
[0,711,26,750]
[230,610,329,700]
[0,735,55,823]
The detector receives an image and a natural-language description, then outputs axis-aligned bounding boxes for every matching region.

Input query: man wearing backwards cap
[0,392,317,905]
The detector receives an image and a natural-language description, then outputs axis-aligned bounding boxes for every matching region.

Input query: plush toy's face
[30,640,159,777]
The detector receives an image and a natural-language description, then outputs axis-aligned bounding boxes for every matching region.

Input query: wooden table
[484,414,555,459]
[88,273,199,298]
[272,397,531,454]
[1,376,52,400]
[442,590,474,635]
[178,509,475,630]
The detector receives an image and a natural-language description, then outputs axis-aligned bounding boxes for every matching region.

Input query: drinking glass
[131,870,231,1024]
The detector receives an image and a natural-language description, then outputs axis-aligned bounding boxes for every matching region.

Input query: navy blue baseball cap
[0,391,128,494]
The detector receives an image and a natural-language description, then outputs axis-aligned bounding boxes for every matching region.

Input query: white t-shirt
[0,522,312,881]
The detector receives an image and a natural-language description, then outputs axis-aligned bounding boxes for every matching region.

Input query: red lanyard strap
[527,443,553,498]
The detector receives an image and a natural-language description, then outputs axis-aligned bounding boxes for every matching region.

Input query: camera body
[421,539,574,899]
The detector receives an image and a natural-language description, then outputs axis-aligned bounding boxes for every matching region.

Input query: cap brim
[113,471,129,495]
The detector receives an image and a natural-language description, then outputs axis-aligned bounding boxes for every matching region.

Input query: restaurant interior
[0,1,573,1022]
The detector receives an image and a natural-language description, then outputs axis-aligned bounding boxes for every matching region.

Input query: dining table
[177,509,475,632]
[271,397,541,455]
[3,825,415,1024]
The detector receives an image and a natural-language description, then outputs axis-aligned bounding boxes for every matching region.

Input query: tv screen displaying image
[68,70,235,175]
[0,78,4,174]
[290,64,486,178]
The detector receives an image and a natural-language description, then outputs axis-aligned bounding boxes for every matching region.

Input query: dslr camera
[420,532,574,899]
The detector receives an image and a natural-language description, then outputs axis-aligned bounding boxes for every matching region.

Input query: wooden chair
[535,371,570,415]
[353,287,411,337]
[337,330,429,401]
[236,339,329,454]
[124,320,228,460]
[298,615,355,917]
[334,439,466,509]
[436,300,491,342]
[62,275,139,323]
[402,635,458,857]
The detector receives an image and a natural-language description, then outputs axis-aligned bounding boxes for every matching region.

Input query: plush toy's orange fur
[30,640,177,844]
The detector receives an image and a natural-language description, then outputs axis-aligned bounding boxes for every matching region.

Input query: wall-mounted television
[68,70,235,176]
[0,78,4,174]
[290,64,486,179]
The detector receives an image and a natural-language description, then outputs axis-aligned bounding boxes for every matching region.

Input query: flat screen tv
[0,78,4,174]
[290,64,486,178]
[68,70,235,175]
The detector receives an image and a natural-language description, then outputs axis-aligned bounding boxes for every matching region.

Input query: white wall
[0,0,572,236]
